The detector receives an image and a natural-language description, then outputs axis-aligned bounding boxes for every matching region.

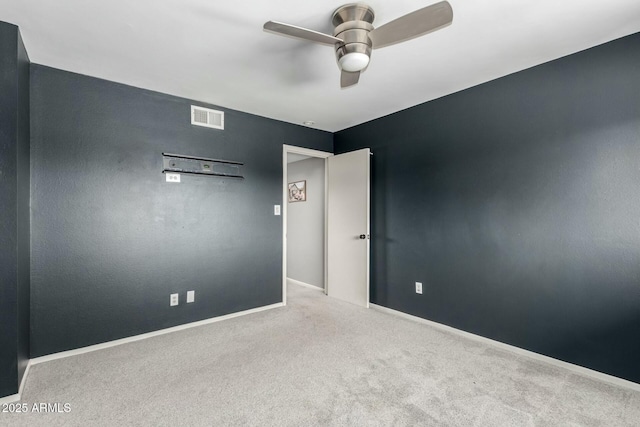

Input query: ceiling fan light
[339,52,370,72]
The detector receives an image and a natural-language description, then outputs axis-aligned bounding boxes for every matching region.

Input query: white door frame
[282,144,333,306]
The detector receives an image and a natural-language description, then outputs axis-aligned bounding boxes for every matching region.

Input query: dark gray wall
[0,21,30,398]
[30,65,332,357]
[0,21,19,399]
[335,32,640,383]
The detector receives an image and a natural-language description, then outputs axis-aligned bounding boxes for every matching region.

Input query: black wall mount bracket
[162,153,244,179]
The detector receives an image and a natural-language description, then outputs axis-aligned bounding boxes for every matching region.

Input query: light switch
[274,205,281,216]
[187,290,195,303]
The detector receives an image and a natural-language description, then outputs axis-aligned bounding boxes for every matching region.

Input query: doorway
[282,145,332,305]
[282,145,371,307]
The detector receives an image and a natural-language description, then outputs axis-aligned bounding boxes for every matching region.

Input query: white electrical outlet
[416,282,423,294]
[166,173,181,183]
[170,293,179,306]
[187,290,195,303]
[274,205,281,216]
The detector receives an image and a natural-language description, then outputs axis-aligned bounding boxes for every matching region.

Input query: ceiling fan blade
[341,70,360,88]
[264,21,343,46]
[369,1,453,49]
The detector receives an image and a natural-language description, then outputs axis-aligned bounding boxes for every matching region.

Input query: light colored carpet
[2,283,639,426]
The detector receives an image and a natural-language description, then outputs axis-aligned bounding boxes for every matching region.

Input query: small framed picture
[288,180,306,202]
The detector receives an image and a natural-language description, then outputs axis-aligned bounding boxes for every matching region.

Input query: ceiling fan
[263,1,453,88]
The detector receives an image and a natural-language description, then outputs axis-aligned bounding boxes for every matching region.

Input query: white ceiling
[2,0,639,132]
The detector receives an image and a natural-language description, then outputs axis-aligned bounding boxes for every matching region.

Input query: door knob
[359,234,367,239]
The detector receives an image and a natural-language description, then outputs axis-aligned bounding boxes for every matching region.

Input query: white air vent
[191,105,224,130]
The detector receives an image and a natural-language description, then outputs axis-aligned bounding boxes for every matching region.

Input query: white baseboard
[31,302,284,365]
[287,277,324,292]
[19,360,31,396]
[0,393,20,404]
[0,360,32,403]
[370,304,640,393]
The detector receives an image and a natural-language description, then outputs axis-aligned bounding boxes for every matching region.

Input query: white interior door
[327,148,370,308]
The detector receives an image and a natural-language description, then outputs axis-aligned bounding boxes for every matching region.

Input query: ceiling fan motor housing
[332,3,375,72]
